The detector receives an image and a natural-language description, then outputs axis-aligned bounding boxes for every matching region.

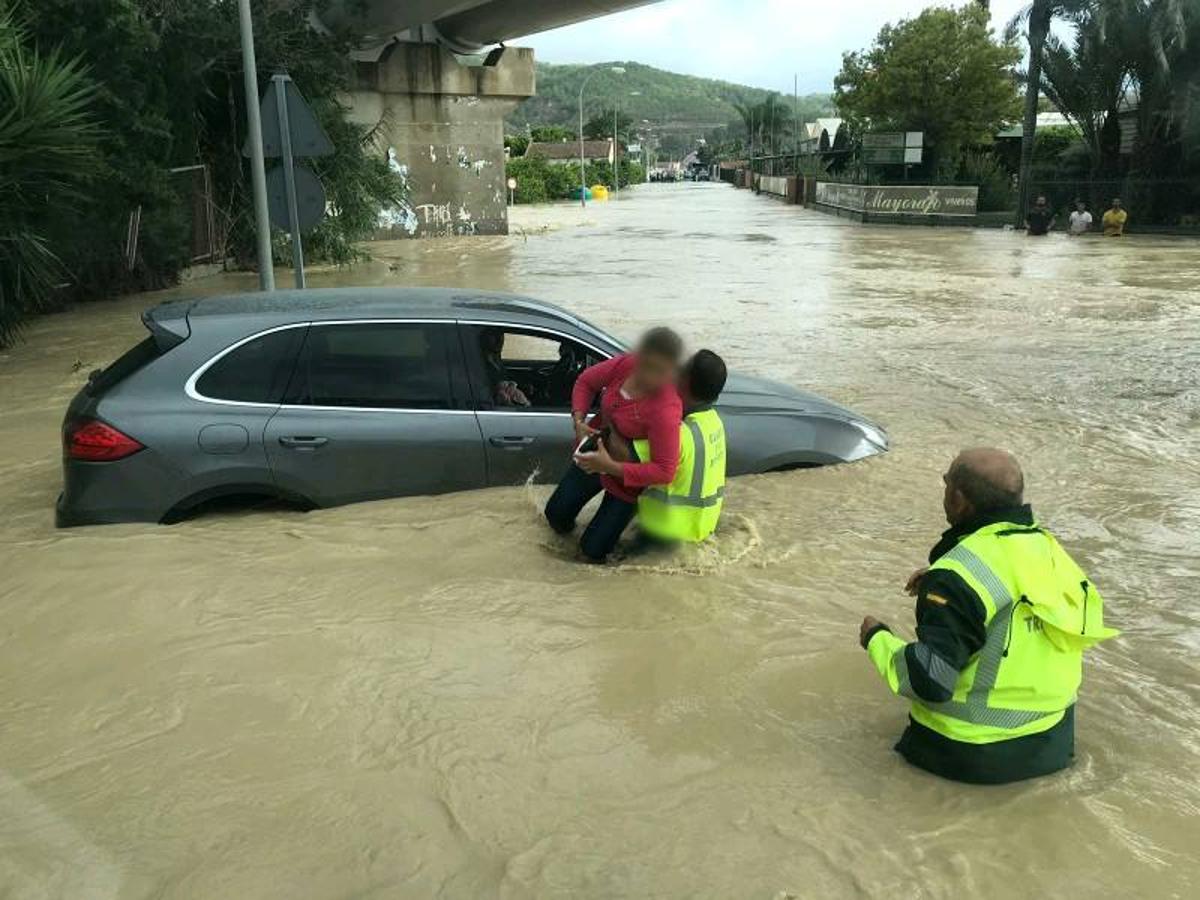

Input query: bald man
[859,449,1118,784]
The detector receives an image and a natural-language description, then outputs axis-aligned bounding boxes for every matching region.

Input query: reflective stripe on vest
[900,541,1056,729]
[640,418,725,508]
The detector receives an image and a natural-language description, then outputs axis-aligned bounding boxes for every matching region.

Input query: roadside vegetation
[711,0,1199,228]
[0,0,404,348]
[834,6,1022,179]
[505,157,646,204]
[0,6,100,346]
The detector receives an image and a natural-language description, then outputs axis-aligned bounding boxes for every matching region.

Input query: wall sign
[814,182,978,216]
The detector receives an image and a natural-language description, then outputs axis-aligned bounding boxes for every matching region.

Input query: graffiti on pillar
[415,203,453,230]
[378,147,419,235]
[404,202,479,236]
[456,204,476,235]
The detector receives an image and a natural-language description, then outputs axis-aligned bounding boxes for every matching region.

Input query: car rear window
[195,327,306,404]
[87,337,162,396]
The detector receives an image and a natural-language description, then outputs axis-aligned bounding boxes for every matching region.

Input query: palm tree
[0,5,99,345]
[1009,0,1195,222]
[732,93,793,160]
[1008,1,1072,225]
[757,92,791,156]
[732,97,756,155]
[1036,25,1129,176]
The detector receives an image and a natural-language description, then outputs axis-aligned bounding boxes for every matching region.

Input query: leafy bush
[9,0,405,336]
[0,4,100,346]
[960,150,1014,212]
[506,154,647,204]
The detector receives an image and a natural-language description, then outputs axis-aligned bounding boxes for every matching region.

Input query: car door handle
[489,436,535,448]
[279,436,329,449]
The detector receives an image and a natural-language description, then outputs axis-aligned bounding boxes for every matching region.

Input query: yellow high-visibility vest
[868,521,1118,744]
[633,408,726,542]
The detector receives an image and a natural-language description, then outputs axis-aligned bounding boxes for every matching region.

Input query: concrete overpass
[318,1,661,236]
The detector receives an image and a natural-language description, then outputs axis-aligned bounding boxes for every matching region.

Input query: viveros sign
[814,183,978,217]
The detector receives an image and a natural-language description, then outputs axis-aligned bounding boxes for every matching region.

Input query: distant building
[525,139,620,165]
[799,118,845,153]
[995,112,1073,138]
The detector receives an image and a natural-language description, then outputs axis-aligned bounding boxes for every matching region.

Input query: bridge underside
[320,1,660,53]
[346,43,535,238]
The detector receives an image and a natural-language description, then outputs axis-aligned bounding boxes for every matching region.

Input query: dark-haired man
[859,448,1119,783]
[1025,195,1055,235]
[579,350,728,547]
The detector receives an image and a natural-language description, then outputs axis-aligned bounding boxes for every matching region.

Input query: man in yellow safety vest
[859,448,1118,783]
[592,350,728,549]
[633,349,727,544]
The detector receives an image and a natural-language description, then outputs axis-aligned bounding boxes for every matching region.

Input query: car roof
[183,287,568,322]
[144,287,624,351]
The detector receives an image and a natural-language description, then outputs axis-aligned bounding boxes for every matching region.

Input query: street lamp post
[237,0,273,291]
[578,65,625,208]
[613,102,619,195]
[615,90,641,196]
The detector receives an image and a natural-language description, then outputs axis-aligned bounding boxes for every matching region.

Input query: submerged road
[1,184,1198,897]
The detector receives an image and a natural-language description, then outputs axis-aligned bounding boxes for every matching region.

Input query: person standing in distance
[1068,199,1093,235]
[1102,197,1128,236]
[1025,195,1056,235]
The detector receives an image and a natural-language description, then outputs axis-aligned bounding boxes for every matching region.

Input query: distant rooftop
[996,112,1073,138]
[525,140,618,162]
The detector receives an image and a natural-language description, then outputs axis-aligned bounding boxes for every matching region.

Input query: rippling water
[1,184,1198,898]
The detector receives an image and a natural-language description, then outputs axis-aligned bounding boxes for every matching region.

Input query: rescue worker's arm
[862,570,988,703]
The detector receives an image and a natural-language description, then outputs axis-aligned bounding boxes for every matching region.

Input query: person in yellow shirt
[1102,197,1127,236]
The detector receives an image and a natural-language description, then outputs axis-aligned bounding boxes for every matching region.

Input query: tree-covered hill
[508,60,832,136]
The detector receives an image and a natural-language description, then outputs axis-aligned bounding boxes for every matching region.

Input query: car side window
[468,326,602,411]
[286,323,459,410]
[195,327,305,404]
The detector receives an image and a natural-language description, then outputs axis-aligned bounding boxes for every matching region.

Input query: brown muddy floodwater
[1,184,1199,898]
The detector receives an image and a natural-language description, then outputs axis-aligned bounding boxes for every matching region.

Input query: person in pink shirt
[544,327,684,561]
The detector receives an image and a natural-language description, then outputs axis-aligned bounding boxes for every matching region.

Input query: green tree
[20,0,404,309]
[530,124,574,143]
[504,134,530,156]
[732,92,793,157]
[834,5,1021,175]
[584,106,636,144]
[1006,0,1095,223]
[0,4,99,346]
[1033,21,1128,176]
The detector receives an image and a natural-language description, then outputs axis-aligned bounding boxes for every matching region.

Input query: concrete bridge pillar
[346,42,534,238]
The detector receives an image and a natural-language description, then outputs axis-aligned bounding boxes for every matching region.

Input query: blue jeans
[544,464,636,562]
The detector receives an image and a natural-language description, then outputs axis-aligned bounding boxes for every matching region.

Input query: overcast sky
[521,0,1030,94]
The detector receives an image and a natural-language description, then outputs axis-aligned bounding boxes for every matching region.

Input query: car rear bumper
[56,452,178,527]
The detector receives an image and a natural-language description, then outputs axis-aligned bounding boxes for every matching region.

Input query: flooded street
[2,183,1199,898]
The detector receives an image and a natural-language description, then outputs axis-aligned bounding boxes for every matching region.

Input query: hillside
[508,60,832,135]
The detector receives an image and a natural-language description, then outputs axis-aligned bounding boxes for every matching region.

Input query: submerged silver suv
[57,288,888,526]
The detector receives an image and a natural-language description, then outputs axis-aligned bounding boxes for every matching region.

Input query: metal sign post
[272,74,306,289]
[236,0,274,291]
[243,73,333,290]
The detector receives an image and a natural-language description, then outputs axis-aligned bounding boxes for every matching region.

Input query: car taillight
[65,419,144,461]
